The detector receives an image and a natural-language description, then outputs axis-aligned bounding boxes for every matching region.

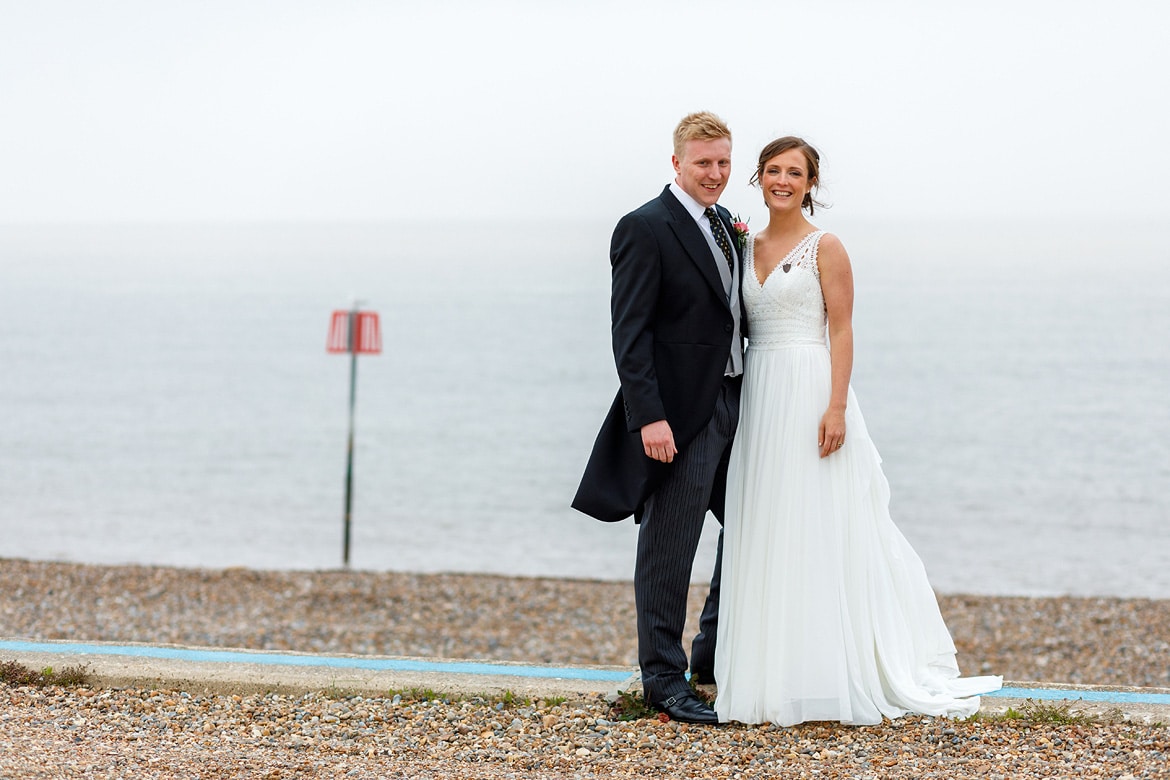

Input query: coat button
[724,324,733,333]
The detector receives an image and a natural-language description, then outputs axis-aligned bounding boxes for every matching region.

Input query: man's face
[673,137,732,208]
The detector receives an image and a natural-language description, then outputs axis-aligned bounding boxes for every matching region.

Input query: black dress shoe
[689,669,716,686]
[653,691,719,724]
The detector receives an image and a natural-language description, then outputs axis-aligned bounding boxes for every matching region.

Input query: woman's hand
[818,407,846,458]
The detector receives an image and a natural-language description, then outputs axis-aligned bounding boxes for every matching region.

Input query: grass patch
[1,660,90,688]
[971,699,1108,726]
[385,686,454,704]
[999,706,1026,721]
[498,689,532,708]
[690,676,715,705]
[609,690,657,721]
[1020,700,1097,725]
[381,687,545,710]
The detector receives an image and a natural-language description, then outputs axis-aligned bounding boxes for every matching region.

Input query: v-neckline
[752,231,819,288]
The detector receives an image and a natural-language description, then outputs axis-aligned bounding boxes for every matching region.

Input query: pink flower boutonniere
[731,215,750,250]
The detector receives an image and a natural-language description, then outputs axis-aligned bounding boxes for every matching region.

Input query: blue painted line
[0,640,633,683]
[987,686,1170,706]
[5,640,1168,705]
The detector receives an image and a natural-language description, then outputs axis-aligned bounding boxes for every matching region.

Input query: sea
[1,219,1168,598]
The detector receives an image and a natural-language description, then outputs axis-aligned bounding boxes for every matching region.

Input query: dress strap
[793,230,826,280]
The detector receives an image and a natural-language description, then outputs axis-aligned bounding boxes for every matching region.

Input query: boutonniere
[731,215,750,250]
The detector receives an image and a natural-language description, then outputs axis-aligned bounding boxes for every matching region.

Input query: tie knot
[704,207,718,221]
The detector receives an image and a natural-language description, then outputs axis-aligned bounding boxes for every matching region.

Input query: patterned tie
[705,207,734,274]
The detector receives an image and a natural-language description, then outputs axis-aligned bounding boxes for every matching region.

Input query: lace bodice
[743,231,827,348]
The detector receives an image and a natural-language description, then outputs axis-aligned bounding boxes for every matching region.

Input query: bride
[714,137,1001,726]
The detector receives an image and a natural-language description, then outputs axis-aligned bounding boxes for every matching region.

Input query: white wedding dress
[714,232,1001,726]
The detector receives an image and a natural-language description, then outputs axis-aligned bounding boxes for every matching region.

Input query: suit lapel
[660,188,731,308]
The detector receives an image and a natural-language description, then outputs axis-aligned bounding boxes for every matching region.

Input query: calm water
[1,220,1168,597]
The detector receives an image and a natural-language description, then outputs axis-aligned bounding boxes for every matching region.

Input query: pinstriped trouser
[635,376,740,702]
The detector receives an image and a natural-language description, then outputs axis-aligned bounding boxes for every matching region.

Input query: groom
[573,112,744,724]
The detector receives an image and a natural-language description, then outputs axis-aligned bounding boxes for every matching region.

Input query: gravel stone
[2,558,1169,778]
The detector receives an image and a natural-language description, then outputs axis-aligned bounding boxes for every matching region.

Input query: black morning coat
[572,185,744,523]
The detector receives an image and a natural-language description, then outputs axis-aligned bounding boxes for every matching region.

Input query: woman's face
[759,149,814,212]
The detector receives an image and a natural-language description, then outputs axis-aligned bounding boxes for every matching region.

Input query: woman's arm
[817,233,854,458]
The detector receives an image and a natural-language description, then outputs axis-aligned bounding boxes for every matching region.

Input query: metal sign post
[327,305,382,567]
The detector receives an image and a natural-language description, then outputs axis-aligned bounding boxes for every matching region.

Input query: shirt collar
[669,180,714,224]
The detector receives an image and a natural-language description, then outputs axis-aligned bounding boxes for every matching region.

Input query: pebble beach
[2,559,1169,778]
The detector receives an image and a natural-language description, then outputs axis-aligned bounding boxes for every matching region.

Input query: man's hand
[641,420,677,463]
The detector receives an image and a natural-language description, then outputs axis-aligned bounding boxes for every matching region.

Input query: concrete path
[3,639,1169,724]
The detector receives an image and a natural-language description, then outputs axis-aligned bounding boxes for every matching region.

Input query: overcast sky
[2,0,1167,224]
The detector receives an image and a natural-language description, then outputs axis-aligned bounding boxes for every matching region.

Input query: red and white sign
[327,310,382,354]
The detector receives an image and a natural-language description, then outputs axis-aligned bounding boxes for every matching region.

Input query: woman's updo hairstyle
[750,136,825,215]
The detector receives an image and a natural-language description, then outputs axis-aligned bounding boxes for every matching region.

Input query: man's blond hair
[673,111,732,159]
